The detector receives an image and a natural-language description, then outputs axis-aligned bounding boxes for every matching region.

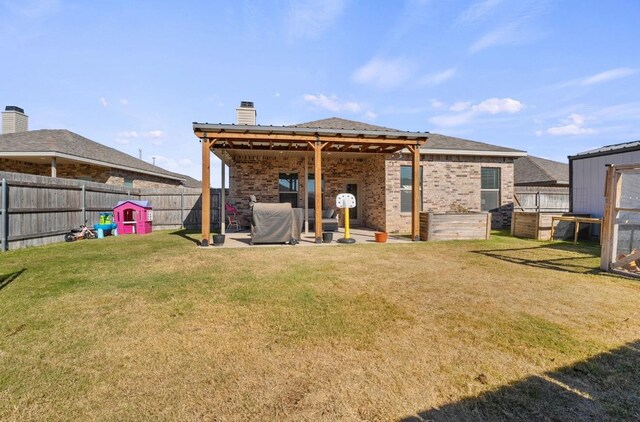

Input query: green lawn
[0,230,639,421]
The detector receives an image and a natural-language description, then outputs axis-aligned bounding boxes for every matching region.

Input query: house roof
[0,129,187,182]
[569,140,640,160]
[290,117,526,157]
[116,200,151,208]
[515,156,569,186]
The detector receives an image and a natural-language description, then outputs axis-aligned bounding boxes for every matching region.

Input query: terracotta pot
[375,232,388,243]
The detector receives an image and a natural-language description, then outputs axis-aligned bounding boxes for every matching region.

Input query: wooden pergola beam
[195,131,424,146]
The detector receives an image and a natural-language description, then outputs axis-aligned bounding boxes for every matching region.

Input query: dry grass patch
[0,230,639,420]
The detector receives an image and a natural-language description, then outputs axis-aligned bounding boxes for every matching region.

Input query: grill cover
[251,203,302,244]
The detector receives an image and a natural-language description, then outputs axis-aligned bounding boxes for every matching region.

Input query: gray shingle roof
[289,117,400,133]
[0,129,187,182]
[290,117,525,155]
[569,140,640,159]
[514,156,569,186]
[421,133,525,154]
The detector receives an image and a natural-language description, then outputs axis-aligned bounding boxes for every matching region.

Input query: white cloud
[457,0,503,24]
[363,110,377,120]
[352,57,414,90]
[539,113,596,136]
[580,67,637,86]
[115,130,166,145]
[469,23,518,53]
[449,101,471,112]
[178,158,193,167]
[419,67,457,86]
[120,98,129,105]
[429,112,476,127]
[285,0,345,40]
[430,97,524,127]
[472,97,523,114]
[430,99,445,110]
[98,97,108,107]
[303,94,362,113]
[275,92,281,97]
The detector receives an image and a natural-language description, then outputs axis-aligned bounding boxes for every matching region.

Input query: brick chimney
[2,106,28,134]
[236,101,256,125]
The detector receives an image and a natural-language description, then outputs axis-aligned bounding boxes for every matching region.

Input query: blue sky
[1,0,639,185]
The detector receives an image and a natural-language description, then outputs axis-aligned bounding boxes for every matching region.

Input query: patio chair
[227,213,241,232]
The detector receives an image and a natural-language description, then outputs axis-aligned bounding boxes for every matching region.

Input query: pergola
[193,123,429,245]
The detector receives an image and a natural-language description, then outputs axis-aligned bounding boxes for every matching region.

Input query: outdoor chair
[227,213,241,232]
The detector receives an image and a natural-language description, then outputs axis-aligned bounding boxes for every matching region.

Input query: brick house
[0,129,197,188]
[195,111,525,239]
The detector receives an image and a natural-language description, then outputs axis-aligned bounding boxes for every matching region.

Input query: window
[123,178,133,189]
[481,168,500,211]
[307,173,325,209]
[400,166,423,213]
[278,173,298,207]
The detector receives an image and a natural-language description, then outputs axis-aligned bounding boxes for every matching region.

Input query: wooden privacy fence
[514,192,569,212]
[0,171,222,251]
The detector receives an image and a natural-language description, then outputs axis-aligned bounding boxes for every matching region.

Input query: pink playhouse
[113,200,153,235]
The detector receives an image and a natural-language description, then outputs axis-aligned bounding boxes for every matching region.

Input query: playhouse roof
[115,200,151,208]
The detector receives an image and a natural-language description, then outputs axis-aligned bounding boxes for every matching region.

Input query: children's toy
[94,212,118,238]
[113,200,153,235]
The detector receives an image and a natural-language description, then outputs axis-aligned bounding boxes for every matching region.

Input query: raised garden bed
[420,212,491,241]
[511,212,592,241]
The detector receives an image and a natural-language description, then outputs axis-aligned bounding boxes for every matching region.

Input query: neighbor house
[513,155,569,212]
[569,140,640,218]
[194,103,526,242]
[0,106,196,188]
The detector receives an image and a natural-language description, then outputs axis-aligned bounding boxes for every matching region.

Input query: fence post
[536,191,540,212]
[1,178,8,252]
[81,184,86,223]
[180,191,184,229]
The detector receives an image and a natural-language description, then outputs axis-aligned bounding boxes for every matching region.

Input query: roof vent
[236,101,256,125]
[2,105,28,134]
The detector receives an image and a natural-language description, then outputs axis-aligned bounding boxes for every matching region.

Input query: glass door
[345,182,361,226]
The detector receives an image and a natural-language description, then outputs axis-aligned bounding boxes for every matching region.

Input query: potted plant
[374,232,388,243]
[213,233,225,246]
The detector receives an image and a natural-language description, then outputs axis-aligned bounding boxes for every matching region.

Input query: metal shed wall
[571,150,640,218]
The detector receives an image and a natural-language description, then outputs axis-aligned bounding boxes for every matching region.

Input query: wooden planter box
[511,212,591,241]
[420,212,491,241]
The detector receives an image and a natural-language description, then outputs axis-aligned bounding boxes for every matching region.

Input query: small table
[549,216,602,243]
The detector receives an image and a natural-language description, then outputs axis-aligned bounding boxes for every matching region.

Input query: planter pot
[322,232,333,243]
[213,234,226,246]
[375,232,388,243]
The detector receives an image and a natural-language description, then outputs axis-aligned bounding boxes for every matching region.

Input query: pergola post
[220,159,226,235]
[314,141,323,243]
[304,155,309,235]
[201,139,211,246]
[410,145,420,241]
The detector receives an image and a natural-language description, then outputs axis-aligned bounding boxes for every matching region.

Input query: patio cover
[193,122,429,245]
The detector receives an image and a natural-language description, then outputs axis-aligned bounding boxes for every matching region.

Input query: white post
[51,157,57,178]
[220,158,226,235]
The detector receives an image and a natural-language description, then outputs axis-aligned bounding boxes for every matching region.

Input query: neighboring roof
[0,129,186,182]
[569,140,640,160]
[515,156,569,186]
[116,200,151,208]
[290,117,526,157]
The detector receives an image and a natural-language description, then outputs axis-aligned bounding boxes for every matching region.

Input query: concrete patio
[203,227,413,248]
